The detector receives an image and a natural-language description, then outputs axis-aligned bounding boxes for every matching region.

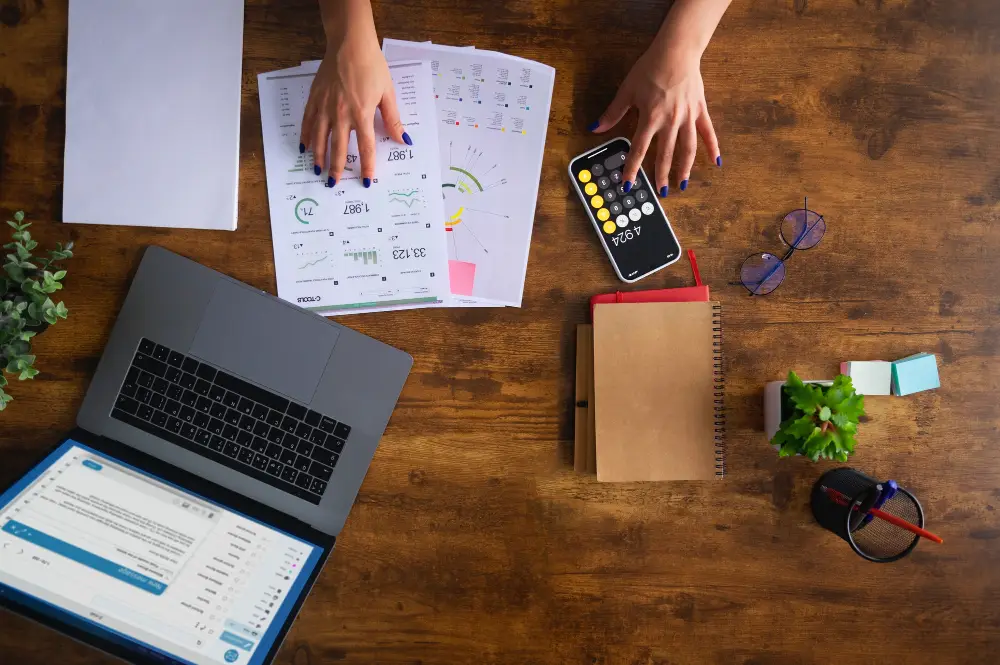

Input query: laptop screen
[0,439,324,665]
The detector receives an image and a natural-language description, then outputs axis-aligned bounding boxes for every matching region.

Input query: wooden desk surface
[2,1,1000,663]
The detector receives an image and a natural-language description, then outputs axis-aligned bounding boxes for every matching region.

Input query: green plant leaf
[54,301,68,318]
[785,371,822,414]
[818,406,831,422]
[43,309,57,325]
[53,270,66,280]
[14,243,29,260]
[13,211,24,222]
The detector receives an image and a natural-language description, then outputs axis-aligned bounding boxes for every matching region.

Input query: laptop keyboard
[110,338,352,505]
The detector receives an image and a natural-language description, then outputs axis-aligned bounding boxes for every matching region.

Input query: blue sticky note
[891,353,940,396]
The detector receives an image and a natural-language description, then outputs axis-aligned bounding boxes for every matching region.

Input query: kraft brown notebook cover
[574,325,592,473]
[592,301,724,481]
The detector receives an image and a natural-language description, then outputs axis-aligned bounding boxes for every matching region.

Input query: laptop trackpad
[189,282,339,404]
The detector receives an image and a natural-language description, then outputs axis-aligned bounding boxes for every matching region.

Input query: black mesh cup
[811,468,925,563]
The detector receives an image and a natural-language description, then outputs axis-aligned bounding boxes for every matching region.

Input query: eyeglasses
[740,198,826,295]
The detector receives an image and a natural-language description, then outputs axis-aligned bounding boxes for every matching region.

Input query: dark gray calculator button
[609,202,623,215]
[635,189,648,202]
[597,176,610,189]
[623,196,636,209]
[609,170,622,184]
[590,164,605,177]
[603,151,628,172]
[616,183,627,196]
[603,189,616,202]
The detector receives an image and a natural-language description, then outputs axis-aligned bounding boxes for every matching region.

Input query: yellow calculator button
[584,182,598,196]
[602,220,617,234]
[590,195,604,208]
[597,208,610,221]
[578,170,592,183]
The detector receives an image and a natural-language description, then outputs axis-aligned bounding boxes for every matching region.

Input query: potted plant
[766,371,865,462]
[1,211,74,410]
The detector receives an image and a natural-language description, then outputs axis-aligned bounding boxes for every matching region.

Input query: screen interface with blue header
[0,440,323,665]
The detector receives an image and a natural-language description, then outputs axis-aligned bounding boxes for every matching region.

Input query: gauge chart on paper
[441,142,509,296]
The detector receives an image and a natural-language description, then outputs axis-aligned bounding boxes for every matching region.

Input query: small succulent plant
[772,370,865,462]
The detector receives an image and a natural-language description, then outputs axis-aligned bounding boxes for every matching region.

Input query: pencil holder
[811,468,925,563]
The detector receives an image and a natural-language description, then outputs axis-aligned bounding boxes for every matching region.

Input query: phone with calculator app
[569,137,682,283]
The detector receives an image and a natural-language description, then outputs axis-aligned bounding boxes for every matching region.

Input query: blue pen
[864,479,898,525]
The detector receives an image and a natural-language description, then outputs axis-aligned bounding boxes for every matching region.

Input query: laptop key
[150,394,167,410]
[318,417,337,433]
[237,446,255,465]
[222,424,239,441]
[266,409,283,427]
[294,472,312,489]
[209,385,226,402]
[152,377,169,393]
[224,441,241,457]
[136,354,167,377]
[333,422,351,440]
[280,433,300,450]
[164,399,181,417]
[326,436,345,453]
[295,439,313,456]
[193,379,211,396]
[224,408,241,426]
[179,406,195,423]
[139,339,155,355]
[167,351,184,367]
[280,416,298,434]
[266,427,284,444]
[152,344,170,362]
[195,364,217,381]
[209,436,226,452]
[179,373,196,389]
[251,403,269,420]
[193,412,210,428]
[287,403,307,420]
[237,398,254,415]
[209,403,227,419]
[250,436,268,453]
[309,429,327,447]
[251,453,269,471]
[305,410,321,427]
[311,447,333,466]
[265,460,283,477]
[152,411,168,427]
[207,418,224,435]
[266,442,282,458]
[239,414,256,432]
[294,422,312,439]
[165,366,182,383]
[309,478,327,495]
[137,372,153,388]
[236,429,253,445]
[281,466,298,483]
[279,448,296,466]
[121,382,138,398]
[309,461,333,481]
[253,420,270,437]
[181,423,198,440]
[137,404,154,421]
[194,429,212,446]
[166,384,183,400]
[180,390,198,407]
[294,455,312,473]
[223,391,240,408]
[135,387,152,404]
[195,396,213,413]
[166,417,183,433]
[182,357,199,374]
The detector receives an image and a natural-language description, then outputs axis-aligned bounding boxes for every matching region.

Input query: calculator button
[590,195,604,209]
[616,183,627,196]
[597,176,610,189]
[602,220,617,234]
[609,170,622,184]
[609,202,623,215]
[590,163,605,177]
[629,208,642,222]
[641,201,655,216]
[603,189,616,202]
[616,214,629,228]
[597,207,610,221]
[577,169,592,183]
[584,182,598,196]
[622,196,636,209]
[635,189,649,202]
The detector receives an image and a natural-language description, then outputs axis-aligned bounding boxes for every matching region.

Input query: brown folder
[592,301,724,481]
[574,324,592,473]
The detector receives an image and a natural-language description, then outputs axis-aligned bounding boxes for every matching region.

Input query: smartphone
[569,137,682,283]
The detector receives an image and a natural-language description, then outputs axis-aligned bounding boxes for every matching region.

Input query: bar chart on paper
[345,249,379,265]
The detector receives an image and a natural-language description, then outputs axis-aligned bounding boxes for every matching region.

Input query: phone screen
[570,138,681,281]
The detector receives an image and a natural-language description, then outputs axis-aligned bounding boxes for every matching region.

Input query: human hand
[300,19,409,189]
[590,42,720,197]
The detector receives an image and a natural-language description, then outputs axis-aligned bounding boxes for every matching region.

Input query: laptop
[0,246,413,665]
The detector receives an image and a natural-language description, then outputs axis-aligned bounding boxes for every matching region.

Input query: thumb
[378,88,410,145]
[590,88,631,133]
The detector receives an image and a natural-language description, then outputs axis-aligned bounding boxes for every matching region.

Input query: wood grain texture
[2,0,1000,663]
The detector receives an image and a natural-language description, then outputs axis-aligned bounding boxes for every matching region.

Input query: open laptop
[0,246,413,665]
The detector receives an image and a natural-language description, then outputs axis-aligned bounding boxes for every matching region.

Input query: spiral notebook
[592,301,725,481]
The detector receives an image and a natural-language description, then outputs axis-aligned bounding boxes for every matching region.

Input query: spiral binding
[712,304,725,477]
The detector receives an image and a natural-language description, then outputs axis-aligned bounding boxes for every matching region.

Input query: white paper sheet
[63,0,243,230]
[258,60,452,315]
[382,39,555,307]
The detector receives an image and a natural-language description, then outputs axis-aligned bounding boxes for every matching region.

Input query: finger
[355,110,377,187]
[621,113,657,191]
[696,107,722,167]
[655,123,680,197]
[300,100,315,156]
[589,88,631,133]
[677,117,698,192]
[327,120,350,188]
[310,113,331,177]
[378,88,410,145]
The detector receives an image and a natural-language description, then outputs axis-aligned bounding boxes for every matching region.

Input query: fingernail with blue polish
[659,185,669,197]
[299,143,305,154]
[363,177,371,188]
[314,165,321,176]
[402,132,413,146]
[327,176,335,188]
[716,155,722,167]
[587,121,600,132]
[623,180,633,193]
[680,179,688,191]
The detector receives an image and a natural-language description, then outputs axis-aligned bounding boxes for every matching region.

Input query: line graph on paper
[440,142,510,296]
[388,188,425,209]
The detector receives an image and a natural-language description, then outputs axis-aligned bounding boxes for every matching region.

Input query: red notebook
[589,250,710,319]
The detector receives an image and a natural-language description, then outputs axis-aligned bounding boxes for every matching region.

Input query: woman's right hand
[300,0,409,189]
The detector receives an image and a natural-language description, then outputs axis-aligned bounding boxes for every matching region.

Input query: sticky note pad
[842,360,892,395]
[891,353,940,396]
